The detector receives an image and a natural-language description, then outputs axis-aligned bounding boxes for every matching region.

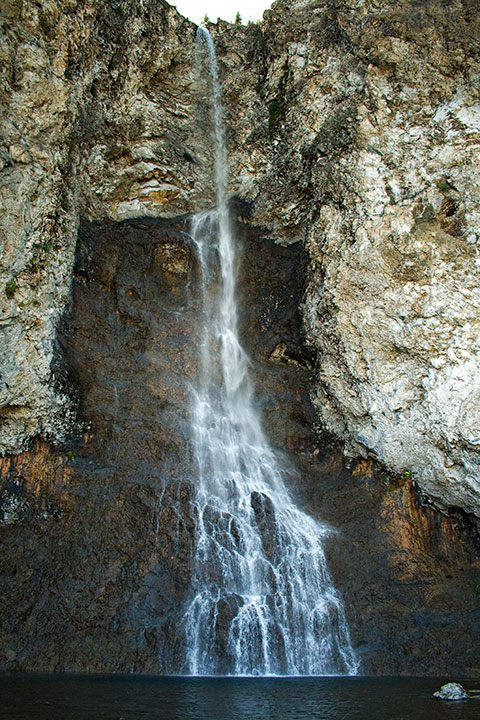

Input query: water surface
[2,675,479,719]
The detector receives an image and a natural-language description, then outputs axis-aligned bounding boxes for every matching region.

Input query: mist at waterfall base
[3,675,480,720]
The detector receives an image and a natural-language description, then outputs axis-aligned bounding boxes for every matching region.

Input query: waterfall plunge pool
[2,675,480,719]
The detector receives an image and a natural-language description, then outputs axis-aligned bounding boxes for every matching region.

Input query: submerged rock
[433,683,468,701]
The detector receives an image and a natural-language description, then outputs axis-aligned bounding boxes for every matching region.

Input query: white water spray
[183,27,358,676]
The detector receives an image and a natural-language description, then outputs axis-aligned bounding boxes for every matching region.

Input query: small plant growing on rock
[18,298,40,309]
[60,192,70,212]
[5,278,17,298]
[235,11,242,24]
[403,470,412,481]
[467,579,480,601]
[33,242,54,252]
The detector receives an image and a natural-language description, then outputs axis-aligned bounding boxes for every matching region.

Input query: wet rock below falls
[0,214,479,674]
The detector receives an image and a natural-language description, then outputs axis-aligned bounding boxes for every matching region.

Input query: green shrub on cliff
[5,278,17,299]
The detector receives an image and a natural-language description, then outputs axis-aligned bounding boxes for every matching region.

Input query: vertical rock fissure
[181,27,358,677]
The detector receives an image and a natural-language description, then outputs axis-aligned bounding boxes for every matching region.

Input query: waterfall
[182,26,358,676]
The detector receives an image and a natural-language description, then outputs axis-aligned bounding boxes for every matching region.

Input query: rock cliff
[2,0,480,521]
[0,0,201,455]
[1,0,480,675]
[224,0,480,522]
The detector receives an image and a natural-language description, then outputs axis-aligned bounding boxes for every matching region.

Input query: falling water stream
[183,27,358,676]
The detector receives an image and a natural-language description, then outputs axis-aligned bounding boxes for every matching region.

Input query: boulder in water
[433,683,468,701]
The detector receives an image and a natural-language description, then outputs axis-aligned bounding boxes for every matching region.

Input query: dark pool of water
[1,675,479,719]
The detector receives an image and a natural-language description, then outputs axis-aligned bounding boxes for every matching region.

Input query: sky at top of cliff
[173,0,271,24]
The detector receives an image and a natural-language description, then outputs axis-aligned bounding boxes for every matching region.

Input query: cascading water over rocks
[181,27,358,677]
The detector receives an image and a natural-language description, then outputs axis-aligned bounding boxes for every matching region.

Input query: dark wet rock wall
[1,213,479,675]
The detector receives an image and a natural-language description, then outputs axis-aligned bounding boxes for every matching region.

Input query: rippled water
[2,676,480,720]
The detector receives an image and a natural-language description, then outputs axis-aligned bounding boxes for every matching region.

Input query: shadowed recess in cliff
[178,26,358,676]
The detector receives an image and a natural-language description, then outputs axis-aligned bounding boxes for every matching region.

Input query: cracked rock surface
[2,0,480,522]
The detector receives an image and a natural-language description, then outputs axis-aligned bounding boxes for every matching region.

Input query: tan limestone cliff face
[1,0,82,453]
[298,0,480,520]
[2,0,480,524]
[226,0,480,521]
[0,0,203,453]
